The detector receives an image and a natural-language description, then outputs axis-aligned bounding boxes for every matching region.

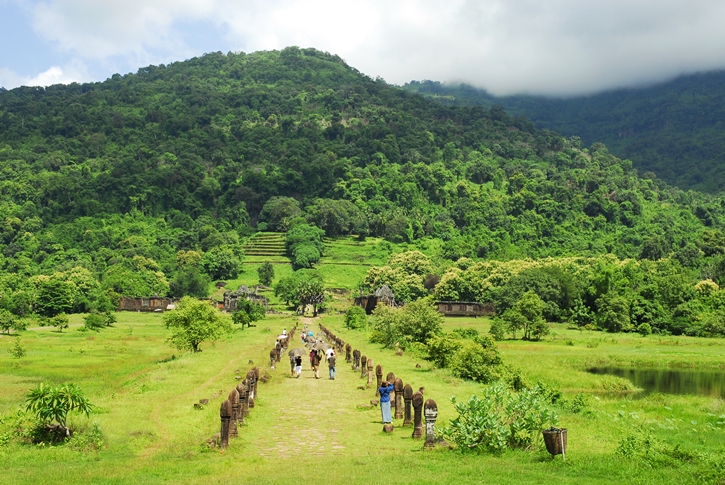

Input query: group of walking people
[291,342,336,380]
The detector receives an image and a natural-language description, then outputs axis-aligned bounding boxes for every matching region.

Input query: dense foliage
[432,255,725,337]
[162,296,233,352]
[404,73,725,193]
[2,47,725,325]
[439,383,558,453]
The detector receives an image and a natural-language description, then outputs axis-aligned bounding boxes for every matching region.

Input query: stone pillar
[345,344,352,363]
[361,356,367,377]
[386,372,396,412]
[228,389,240,438]
[241,379,251,418]
[394,378,404,420]
[424,399,438,448]
[253,367,260,399]
[246,369,256,407]
[366,358,374,387]
[353,350,360,370]
[375,364,383,396]
[236,382,246,425]
[275,342,282,362]
[403,384,413,426]
[269,349,276,369]
[220,399,232,449]
[412,391,424,439]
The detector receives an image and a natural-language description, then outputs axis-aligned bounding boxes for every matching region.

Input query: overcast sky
[2,0,725,96]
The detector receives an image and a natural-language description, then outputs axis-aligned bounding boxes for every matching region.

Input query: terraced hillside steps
[243,232,287,257]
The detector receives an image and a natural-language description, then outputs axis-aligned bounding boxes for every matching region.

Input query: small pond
[587,367,725,399]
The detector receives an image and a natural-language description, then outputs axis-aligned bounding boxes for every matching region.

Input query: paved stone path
[255,317,361,458]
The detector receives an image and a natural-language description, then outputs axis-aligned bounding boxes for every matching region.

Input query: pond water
[587,367,725,399]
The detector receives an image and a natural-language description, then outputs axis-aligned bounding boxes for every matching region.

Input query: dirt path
[252,316,371,458]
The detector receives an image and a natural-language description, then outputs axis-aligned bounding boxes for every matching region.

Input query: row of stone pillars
[373,362,438,447]
[315,325,439,447]
[219,366,260,449]
[220,323,299,449]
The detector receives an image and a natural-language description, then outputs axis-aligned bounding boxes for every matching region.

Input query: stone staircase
[243,232,287,257]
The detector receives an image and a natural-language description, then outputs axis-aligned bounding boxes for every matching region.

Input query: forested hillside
[2,47,725,328]
[404,71,725,193]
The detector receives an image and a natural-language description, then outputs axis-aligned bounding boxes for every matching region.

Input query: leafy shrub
[426,334,464,368]
[9,338,26,358]
[452,328,479,340]
[50,314,69,332]
[344,306,367,329]
[68,421,104,451]
[489,318,506,341]
[637,322,652,336]
[84,313,105,332]
[568,392,589,413]
[439,383,559,453]
[25,383,94,438]
[449,341,503,383]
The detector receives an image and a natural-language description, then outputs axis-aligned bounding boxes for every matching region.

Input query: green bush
[84,313,105,332]
[449,341,503,383]
[489,318,506,341]
[426,334,463,368]
[439,383,559,453]
[344,306,367,329]
[637,322,652,336]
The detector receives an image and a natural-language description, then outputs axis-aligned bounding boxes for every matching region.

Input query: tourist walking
[294,355,302,378]
[311,350,321,379]
[379,380,394,424]
[328,353,336,380]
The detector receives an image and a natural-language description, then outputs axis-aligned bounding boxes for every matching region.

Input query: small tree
[84,313,105,332]
[9,338,26,358]
[0,309,17,334]
[257,262,275,286]
[26,383,94,437]
[516,291,546,340]
[344,306,367,329]
[163,297,233,352]
[51,314,69,332]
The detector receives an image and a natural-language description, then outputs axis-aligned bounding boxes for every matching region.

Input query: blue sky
[2,0,725,96]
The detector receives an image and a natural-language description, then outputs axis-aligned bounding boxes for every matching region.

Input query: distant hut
[435,301,495,317]
[223,285,269,312]
[354,284,396,314]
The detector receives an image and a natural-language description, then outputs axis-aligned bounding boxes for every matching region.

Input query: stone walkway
[256,318,357,458]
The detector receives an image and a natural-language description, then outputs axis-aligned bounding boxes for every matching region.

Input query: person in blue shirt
[379,380,394,424]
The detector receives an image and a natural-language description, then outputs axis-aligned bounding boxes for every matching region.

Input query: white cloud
[20,0,725,95]
[0,59,88,89]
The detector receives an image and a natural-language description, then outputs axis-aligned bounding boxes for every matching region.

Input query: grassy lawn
[1,311,723,484]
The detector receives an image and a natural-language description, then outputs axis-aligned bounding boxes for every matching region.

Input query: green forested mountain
[2,47,725,330]
[404,71,725,193]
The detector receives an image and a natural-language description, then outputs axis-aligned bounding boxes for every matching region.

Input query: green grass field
[2,310,724,484]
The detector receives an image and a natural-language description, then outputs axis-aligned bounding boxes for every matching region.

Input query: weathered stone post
[424,399,438,448]
[403,384,413,426]
[412,391,424,439]
[275,342,282,362]
[241,379,250,418]
[220,399,232,449]
[246,369,256,408]
[367,358,374,386]
[386,372,396,412]
[361,355,367,377]
[228,389,240,438]
[345,344,352,363]
[236,382,246,425]
[394,378,404,420]
[253,367,260,399]
[269,349,276,369]
[353,350,360,370]
[375,364,383,396]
